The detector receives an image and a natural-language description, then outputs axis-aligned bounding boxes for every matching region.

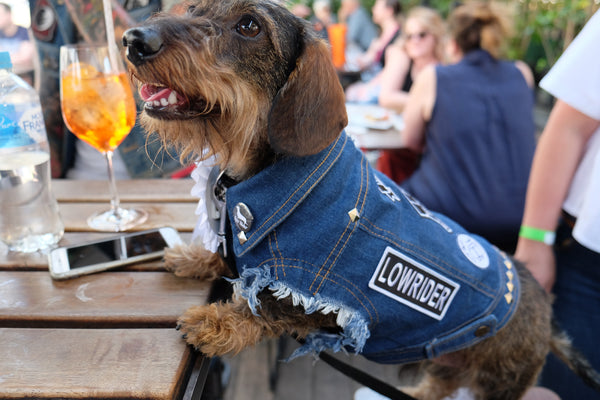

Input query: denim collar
[227,133,347,257]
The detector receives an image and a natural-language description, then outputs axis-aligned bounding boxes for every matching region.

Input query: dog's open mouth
[139,83,220,120]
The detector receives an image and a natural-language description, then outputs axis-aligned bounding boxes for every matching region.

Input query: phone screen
[67,231,168,269]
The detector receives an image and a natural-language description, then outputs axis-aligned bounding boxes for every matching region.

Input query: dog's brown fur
[123,1,600,399]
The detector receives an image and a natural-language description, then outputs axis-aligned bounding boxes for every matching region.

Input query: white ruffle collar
[190,158,219,253]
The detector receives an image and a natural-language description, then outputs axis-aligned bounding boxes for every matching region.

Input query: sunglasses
[406,31,429,41]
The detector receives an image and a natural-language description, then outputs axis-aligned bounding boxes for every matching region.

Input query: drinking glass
[60,44,148,231]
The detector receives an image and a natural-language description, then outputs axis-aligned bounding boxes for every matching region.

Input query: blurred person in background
[352,0,402,74]
[345,0,403,102]
[312,0,336,41]
[515,10,600,400]
[339,0,378,54]
[346,0,402,103]
[291,1,336,41]
[0,2,34,84]
[399,1,536,252]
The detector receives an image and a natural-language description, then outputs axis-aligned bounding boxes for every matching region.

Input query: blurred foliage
[506,0,598,77]
[290,0,598,80]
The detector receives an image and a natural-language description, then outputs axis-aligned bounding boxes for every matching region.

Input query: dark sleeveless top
[401,60,414,92]
[401,50,536,251]
[378,29,401,67]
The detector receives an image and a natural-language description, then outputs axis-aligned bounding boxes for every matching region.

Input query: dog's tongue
[140,84,186,107]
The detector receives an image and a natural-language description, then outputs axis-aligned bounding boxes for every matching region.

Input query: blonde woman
[378,6,445,112]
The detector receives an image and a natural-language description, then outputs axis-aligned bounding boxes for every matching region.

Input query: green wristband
[519,226,556,245]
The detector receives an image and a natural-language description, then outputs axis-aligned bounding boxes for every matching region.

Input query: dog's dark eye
[236,15,260,38]
[186,5,196,14]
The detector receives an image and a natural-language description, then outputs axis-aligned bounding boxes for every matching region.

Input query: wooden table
[0,179,212,400]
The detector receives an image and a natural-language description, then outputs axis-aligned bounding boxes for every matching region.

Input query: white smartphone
[48,227,183,280]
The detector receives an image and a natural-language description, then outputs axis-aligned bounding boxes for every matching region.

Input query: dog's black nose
[122,27,163,66]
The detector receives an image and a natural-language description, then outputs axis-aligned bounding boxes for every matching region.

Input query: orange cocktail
[61,65,136,153]
[59,44,147,232]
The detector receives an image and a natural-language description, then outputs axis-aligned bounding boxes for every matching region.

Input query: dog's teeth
[160,97,169,106]
[154,100,160,107]
[168,91,178,105]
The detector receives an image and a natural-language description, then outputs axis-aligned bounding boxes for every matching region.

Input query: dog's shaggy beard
[130,36,273,179]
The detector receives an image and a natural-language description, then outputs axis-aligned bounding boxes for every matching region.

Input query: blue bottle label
[0,103,47,149]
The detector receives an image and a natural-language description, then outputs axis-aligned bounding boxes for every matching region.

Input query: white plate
[346,103,394,130]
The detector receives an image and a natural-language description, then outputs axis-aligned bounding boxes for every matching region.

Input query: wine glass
[60,44,148,231]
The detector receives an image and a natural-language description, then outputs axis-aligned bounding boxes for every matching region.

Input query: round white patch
[457,234,489,269]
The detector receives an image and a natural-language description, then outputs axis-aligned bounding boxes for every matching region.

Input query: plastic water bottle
[0,52,64,253]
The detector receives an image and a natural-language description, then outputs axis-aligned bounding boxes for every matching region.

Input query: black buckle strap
[222,214,238,278]
[293,338,418,400]
[317,351,419,400]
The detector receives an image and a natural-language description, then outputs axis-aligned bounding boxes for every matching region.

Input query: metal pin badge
[233,203,254,232]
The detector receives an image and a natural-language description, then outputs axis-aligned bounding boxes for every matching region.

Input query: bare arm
[378,44,411,112]
[355,37,381,70]
[515,100,599,291]
[400,64,436,152]
[514,60,535,88]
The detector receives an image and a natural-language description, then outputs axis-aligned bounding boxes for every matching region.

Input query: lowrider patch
[369,247,460,320]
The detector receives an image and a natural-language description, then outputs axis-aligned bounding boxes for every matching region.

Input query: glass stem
[105,151,121,217]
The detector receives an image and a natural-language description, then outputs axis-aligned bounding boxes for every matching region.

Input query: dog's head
[123,0,347,178]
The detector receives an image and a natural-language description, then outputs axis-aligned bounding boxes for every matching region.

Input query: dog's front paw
[164,244,230,280]
[177,302,265,356]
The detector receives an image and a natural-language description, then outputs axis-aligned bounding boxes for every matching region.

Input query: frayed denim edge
[228,265,371,361]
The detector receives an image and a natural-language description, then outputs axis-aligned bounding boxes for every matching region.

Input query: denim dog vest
[223,132,519,363]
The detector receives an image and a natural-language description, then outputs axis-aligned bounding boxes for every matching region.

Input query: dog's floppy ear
[268,38,348,157]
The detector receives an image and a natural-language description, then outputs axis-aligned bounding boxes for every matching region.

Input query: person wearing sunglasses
[399,1,536,253]
[374,6,445,183]
[378,6,445,113]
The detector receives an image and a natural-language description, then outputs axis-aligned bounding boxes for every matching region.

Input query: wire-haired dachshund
[122,1,600,398]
